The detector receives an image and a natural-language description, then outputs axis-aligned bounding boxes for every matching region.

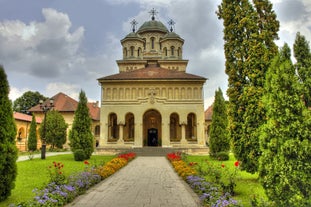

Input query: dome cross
[168,19,175,32]
[130,19,138,32]
[149,8,158,20]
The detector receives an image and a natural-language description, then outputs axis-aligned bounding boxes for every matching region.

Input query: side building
[28,92,100,149]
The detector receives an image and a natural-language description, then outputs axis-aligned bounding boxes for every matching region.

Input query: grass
[187,154,267,207]
[0,154,114,207]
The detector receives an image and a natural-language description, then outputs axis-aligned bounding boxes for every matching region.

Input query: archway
[143,109,162,146]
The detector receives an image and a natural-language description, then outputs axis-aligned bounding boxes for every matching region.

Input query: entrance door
[148,128,158,146]
[143,109,162,146]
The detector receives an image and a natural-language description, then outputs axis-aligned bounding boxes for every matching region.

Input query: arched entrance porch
[143,109,162,146]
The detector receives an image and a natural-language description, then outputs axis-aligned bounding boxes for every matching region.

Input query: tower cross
[130,19,138,32]
[149,8,158,20]
[168,19,175,32]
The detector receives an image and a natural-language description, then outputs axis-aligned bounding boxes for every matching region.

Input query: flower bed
[11,152,136,207]
[167,152,241,207]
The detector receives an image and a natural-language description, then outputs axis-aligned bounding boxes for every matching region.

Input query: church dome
[137,20,169,34]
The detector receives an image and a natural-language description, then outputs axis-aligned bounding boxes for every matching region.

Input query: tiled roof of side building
[204,104,213,121]
[98,67,207,81]
[28,92,100,121]
[13,112,42,123]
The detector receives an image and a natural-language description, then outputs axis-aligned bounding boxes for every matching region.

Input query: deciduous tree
[217,0,279,173]
[40,110,68,149]
[13,91,47,113]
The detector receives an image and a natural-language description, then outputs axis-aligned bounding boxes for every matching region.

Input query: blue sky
[1,0,310,109]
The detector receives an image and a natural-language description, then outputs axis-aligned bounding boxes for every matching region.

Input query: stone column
[180,121,187,145]
[117,122,124,144]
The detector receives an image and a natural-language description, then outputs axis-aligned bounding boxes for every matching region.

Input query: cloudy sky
[1,0,310,109]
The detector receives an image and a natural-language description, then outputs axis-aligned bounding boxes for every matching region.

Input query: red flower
[84,160,90,165]
[221,164,225,168]
[234,161,239,167]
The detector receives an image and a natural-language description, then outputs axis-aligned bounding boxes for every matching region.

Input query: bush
[215,151,229,161]
[73,149,86,161]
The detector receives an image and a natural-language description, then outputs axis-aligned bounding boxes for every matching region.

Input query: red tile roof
[28,92,100,121]
[98,66,206,81]
[14,112,42,123]
[205,105,213,121]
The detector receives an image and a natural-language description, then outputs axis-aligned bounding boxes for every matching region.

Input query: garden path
[66,156,201,207]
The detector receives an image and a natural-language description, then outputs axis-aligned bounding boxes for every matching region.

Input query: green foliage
[73,149,87,161]
[0,65,18,201]
[28,114,37,151]
[209,88,229,158]
[259,44,311,207]
[217,0,279,173]
[293,32,311,107]
[215,151,230,161]
[40,110,68,149]
[13,91,47,113]
[69,90,94,160]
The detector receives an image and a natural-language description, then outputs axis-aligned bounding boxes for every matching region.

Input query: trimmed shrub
[73,149,86,161]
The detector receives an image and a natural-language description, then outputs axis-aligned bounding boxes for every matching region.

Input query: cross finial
[130,19,138,32]
[168,19,175,32]
[149,8,158,20]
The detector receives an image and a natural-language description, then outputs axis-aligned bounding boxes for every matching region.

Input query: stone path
[66,157,201,207]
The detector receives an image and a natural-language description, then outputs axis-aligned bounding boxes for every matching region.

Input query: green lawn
[0,154,114,207]
[187,155,268,207]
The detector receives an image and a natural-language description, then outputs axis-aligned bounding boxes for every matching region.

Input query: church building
[98,10,207,150]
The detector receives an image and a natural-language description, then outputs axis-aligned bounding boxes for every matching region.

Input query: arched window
[137,47,141,57]
[95,125,100,136]
[186,113,197,140]
[171,46,175,56]
[123,48,127,58]
[151,37,155,49]
[108,113,119,140]
[125,113,135,140]
[164,47,167,56]
[130,46,134,57]
[178,47,182,58]
[170,113,181,141]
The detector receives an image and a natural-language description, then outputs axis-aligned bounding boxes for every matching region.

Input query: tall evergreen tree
[28,114,38,151]
[293,32,311,107]
[217,0,279,173]
[259,44,311,206]
[0,65,18,201]
[69,90,94,160]
[40,110,68,149]
[209,88,229,159]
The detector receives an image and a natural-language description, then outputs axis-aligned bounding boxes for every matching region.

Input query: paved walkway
[17,151,72,162]
[67,157,201,207]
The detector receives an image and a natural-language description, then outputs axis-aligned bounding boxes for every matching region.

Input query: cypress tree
[28,114,37,151]
[0,65,18,201]
[209,88,229,159]
[259,44,311,206]
[69,90,94,160]
[293,32,311,107]
[217,0,279,173]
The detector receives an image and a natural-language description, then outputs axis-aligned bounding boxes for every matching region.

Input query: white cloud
[9,86,31,101]
[45,82,80,100]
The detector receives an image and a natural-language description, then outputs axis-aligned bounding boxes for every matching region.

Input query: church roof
[98,66,206,81]
[137,20,168,34]
[205,104,213,121]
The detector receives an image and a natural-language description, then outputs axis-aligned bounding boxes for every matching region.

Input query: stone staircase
[96,147,209,156]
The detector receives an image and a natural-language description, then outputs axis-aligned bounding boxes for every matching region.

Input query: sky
[1,0,311,109]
